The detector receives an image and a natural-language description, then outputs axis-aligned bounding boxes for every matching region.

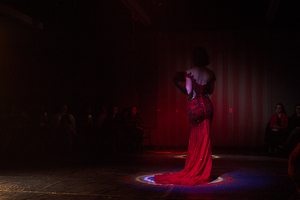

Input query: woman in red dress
[154,47,216,186]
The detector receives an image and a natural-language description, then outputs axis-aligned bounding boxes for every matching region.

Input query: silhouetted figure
[56,114,76,155]
[106,106,121,153]
[31,103,51,155]
[118,107,130,151]
[77,106,95,154]
[51,103,77,155]
[280,104,300,153]
[125,106,144,153]
[266,103,288,155]
[96,106,109,148]
[52,103,76,133]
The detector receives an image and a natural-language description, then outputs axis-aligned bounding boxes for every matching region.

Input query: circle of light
[127,173,232,187]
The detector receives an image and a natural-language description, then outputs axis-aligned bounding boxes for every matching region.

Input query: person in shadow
[57,113,77,155]
[52,103,76,133]
[51,103,77,156]
[31,103,51,155]
[265,103,288,155]
[76,106,95,155]
[125,106,144,153]
[280,104,300,153]
[105,106,121,153]
[118,107,130,151]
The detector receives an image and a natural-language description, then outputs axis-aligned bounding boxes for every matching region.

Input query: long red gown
[154,73,214,186]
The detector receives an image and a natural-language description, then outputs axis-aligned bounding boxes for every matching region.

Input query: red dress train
[154,73,214,186]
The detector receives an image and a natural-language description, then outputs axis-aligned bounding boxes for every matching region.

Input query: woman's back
[186,66,215,85]
[186,66,215,96]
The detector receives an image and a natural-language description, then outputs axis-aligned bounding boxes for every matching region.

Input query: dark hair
[275,103,286,114]
[191,47,210,66]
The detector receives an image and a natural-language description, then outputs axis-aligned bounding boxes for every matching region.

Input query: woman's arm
[185,77,192,95]
[173,77,188,95]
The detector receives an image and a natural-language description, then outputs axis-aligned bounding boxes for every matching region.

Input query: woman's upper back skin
[186,66,215,85]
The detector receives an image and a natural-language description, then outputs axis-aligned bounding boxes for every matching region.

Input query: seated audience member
[105,106,121,152]
[76,106,95,153]
[97,106,108,129]
[125,106,144,153]
[96,106,109,146]
[119,107,130,131]
[77,106,94,137]
[280,104,300,152]
[118,107,130,149]
[52,103,77,154]
[265,103,288,155]
[57,113,77,155]
[31,103,51,154]
[34,103,49,128]
[111,106,120,121]
[52,103,76,133]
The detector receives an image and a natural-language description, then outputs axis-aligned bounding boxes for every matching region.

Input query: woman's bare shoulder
[187,67,215,81]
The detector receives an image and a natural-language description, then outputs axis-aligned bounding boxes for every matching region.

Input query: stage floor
[0,147,296,200]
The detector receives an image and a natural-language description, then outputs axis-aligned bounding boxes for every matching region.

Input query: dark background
[0,0,299,146]
[1,0,298,106]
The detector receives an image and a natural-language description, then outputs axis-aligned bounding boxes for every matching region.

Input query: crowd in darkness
[0,102,145,159]
[2,100,299,158]
[265,103,300,199]
[265,103,300,156]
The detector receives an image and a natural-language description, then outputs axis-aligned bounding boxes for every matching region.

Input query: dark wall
[0,0,158,120]
[269,30,300,114]
[4,1,299,147]
[0,14,44,109]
